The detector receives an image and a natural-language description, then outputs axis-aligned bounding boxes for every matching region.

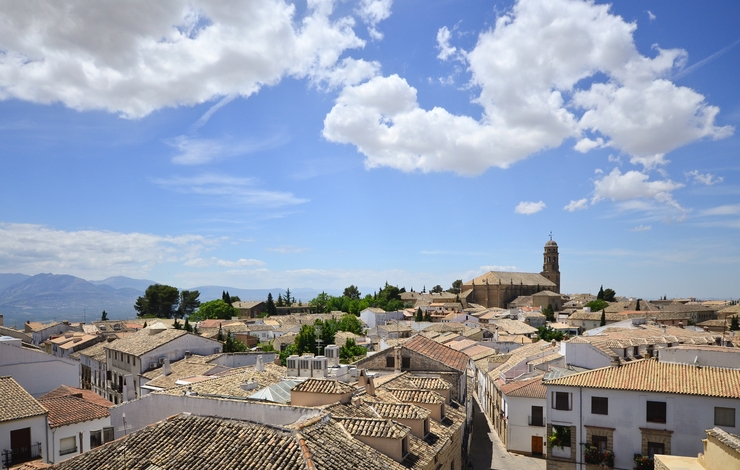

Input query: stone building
[462,238,561,309]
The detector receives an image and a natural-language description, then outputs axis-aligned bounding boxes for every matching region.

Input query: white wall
[0,415,48,465]
[546,385,740,470]
[139,334,222,373]
[0,342,80,397]
[504,395,547,455]
[560,341,612,370]
[47,416,111,464]
[110,393,322,439]
[659,347,740,369]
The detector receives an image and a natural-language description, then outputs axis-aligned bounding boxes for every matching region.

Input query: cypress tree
[635,299,641,311]
[600,309,606,326]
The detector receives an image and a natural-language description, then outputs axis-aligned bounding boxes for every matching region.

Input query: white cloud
[324,0,731,175]
[607,154,622,164]
[564,198,588,212]
[647,11,656,21]
[436,26,458,61]
[592,168,684,209]
[184,257,265,267]
[0,223,217,278]
[0,0,379,118]
[153,174,308,207]
[167,134,288,165]
[515,201,546,215]
[266,245,309,253]
[630,224,652,232]
[574,137,604,153]
[701,204,740,216]
[357,0,393,40]
[685,170,723,186]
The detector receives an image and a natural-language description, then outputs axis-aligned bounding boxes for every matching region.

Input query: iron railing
[2,442,42,468]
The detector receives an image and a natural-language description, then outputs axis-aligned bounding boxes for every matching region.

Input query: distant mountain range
[0,273,334,328]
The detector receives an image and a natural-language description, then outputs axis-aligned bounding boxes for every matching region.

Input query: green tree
[423,310,432,322]
[100,310,108,321]
[277,293,285,307]
[600,309,606,326]
[285,288,293,306]
[223,331,247,353]
[343,285,361,300]
[266,293,277,316]
[635,299,641,311]
[543,304,555,322]
[730,316,739,331]
[431,285,443,294]
[184,318,193,333]
[142,321,147,328]
[192,299,237,321]
[337,314,364,335]
[217,325,225,342]
[597,285,605,300]
[537,325,564,342]
[222,291,231,304]
[309,292,331,313]
[279,343,297,366]
[177,290,201,319]
[230,295,241,302]
[448,279,463,294]
[415,308,423,322]
[603,288,616,302]
[340,338,366,361]
[134,284,181,318]
[294,324,317,356]
[585,299,609,312]
[173,318,182,330]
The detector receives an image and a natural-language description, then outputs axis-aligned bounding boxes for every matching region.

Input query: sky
[0,0,738,300]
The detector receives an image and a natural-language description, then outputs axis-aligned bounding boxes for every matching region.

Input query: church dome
[545,239,558,247]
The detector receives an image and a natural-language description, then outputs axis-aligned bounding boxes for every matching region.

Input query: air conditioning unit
[149,363,156,370]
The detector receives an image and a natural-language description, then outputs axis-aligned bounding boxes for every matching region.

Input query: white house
[39,394,112,463]
[499,376,548,457]
[0,376,48,467]
[104,327,222,404]
[544,358,740,470]
[360,308,404,329]
[0,338,80,397]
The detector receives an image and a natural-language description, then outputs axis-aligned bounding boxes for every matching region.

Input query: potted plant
[634,453,654,470]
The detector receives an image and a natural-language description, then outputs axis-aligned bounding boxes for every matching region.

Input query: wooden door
[531,436,543,456]
[10,427,32,461]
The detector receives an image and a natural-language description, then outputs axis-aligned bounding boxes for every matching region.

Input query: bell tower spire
[541,235,560,293]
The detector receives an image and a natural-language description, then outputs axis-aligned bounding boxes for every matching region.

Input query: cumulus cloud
[0,223,216,278]
[436,26,459,61]
[685,170,723,186]
[592,168,684,209]
[0,0,380,118]
[564,198,588,212]
[153,173,308,207]
[357,0,393,40]
[515,201,546,215]
[324,0,731,175]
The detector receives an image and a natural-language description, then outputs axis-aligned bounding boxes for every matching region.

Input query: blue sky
[0,0,738,299]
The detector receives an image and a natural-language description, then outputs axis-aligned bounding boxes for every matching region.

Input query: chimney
[184,351,192,359]
[365,374,376,397]
[394,347,402,373]
[162,357,171,376]
[240,378,259,392]
[256,355,264,372]
[494,326,499,342]
[661,325,667,334]
[678,321,684,329]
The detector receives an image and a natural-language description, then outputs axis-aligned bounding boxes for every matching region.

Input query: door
[10,427,32,462]
[532,436,543,456]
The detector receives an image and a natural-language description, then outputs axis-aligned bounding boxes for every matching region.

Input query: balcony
[528,415,545,426]
[2,442,42,468]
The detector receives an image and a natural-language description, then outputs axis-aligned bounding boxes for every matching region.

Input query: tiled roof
[74,339,115,362]
[500,376,546,399]
[39,395,110,428]
[387,389,445,404]
[409,376,451,391]
[159,363,285,398]
[545,358,740,398]
[403,335,469,371]
[142,361,221,390]
[488,319,537,335]
[0,376,47,422]
[39,385,114,408]
[338,417,410,439]
[706,427,740,454]
[292,378,355,395]
[106,329,195,356]
[367,401,431,420]
[467,271,556,287]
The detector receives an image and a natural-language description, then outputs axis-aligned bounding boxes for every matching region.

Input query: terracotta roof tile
[337,417,410,439]
[545,358,740,398]
[402,335,469,371]
[366,401,431,420]
[292,378,355,395]
[39,385,114,408]
[38,395,110,428]
[408,377,451,391]
[500,377,547,399]
[106,329,192,357]
[0,376,47,422]
[387,389,445,404]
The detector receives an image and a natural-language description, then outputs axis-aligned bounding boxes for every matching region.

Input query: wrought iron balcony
[2,442,42,468]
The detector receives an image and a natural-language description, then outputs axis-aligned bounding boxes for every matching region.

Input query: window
[401,357,410,368]
[103,427,114,443]
[647,401,667,423]
[591,397,608,415]
[647,441,665,458]
[59,436,77,456]
[530,406,544,426]
[633,346,639,356]
[90,430,102,449]
[553,391,571,410]
[386,357,394,368]
[715,407,736,427]
[401,436,409,457]
[592,435,607,453]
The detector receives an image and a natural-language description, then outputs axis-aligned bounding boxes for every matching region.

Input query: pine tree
[415,308,423,322]
[101,310,108,321]
[730,316,739,331]
[285,288,292,306]
[266,293,277,316]
[184,318,193,332]
[423,311,432,322]
[277,294,284,307]
[217,325,224,342]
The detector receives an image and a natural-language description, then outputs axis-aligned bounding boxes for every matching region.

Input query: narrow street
[469,397,546,470]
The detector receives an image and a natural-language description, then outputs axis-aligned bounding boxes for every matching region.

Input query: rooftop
[402,335,469,372]
[337,417,410,440]
[39,385,114,408]
[545,358,740,398]
[466,271,556,287]
[292,378,355,395]
[0,376,47,422]
[106,328,195,356]
[38,395,110,428]
[500,376,546,399]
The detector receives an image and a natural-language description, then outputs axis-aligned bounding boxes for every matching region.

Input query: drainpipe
[579,386,583,470]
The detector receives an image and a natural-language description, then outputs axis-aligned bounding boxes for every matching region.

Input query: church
[461,238,560,309]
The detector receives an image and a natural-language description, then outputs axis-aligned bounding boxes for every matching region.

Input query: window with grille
[553,391,571,410]
[59,436,77,456]
[715,407,736,427]
[592,435,607,453]
[386,357,394,368]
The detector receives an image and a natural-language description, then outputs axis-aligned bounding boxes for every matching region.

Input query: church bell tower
[541,233,560,293]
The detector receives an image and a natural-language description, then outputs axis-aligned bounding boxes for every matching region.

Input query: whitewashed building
[0,377,48,467]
